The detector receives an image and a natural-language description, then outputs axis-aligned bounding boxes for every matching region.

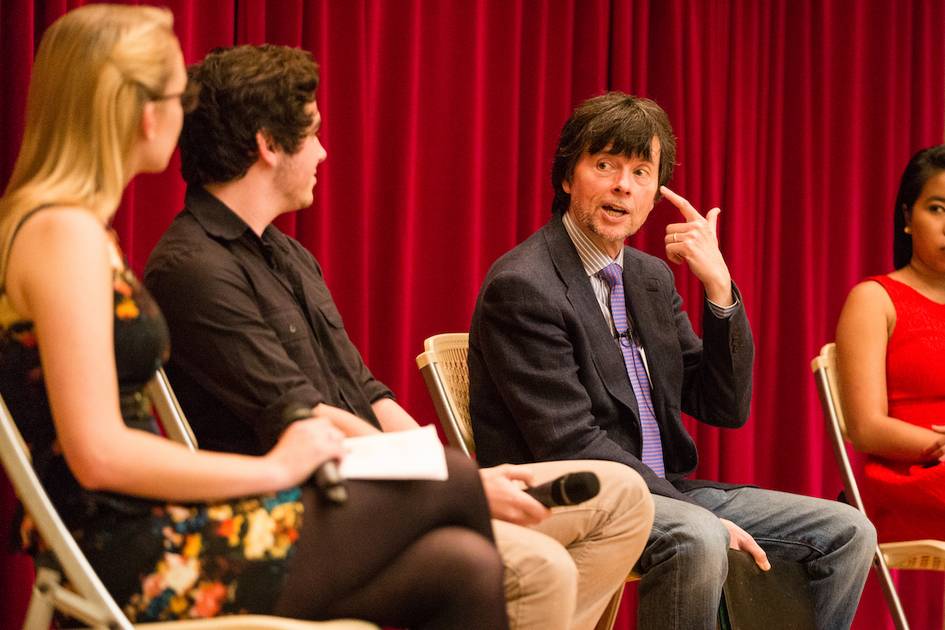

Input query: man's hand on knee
[719,518,770,571]
[480,465,551,526]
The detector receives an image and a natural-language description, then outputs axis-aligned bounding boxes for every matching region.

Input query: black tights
[274,449,508,629]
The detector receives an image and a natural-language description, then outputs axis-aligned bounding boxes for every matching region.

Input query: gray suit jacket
[468,214,754,504]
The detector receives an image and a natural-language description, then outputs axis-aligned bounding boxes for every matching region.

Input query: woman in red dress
[836,145,945,542]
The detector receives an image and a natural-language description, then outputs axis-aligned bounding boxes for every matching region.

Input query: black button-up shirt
[144,186,389,455]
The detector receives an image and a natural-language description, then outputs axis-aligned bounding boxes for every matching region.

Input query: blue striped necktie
[598,263,666,477]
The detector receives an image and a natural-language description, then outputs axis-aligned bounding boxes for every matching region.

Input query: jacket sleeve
[673,269,754,428]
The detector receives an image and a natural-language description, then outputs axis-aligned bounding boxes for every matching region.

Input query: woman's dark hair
[550,92,677,215]
[893,144,945,269]
[180,44,319,186]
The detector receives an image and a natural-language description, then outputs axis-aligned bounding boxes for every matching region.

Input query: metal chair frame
[811,342,945,630]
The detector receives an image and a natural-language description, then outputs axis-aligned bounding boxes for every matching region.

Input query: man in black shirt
[146,184,386,455]
[145,44,654,630]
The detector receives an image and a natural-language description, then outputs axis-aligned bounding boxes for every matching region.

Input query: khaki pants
[494,460,653,630]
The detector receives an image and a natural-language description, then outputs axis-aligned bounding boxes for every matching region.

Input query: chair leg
[594,584,626,630]
[873,547,910,630]
[22,567,58,630]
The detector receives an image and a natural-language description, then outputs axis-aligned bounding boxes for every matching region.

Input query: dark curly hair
[180,44,319,186]
[551,92,676,215]
[893,144,945,269]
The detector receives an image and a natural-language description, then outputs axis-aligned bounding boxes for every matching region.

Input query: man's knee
[674,511,730,561]
[645,503,730,574]
[593,461,654,518]
[828,502,877,558]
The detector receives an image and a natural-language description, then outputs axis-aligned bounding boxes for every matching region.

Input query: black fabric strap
[0,204,56,296]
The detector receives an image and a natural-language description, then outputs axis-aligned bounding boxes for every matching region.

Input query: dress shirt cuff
[706,294,739,319]
[259,387,325,450]
[370,392,397,404]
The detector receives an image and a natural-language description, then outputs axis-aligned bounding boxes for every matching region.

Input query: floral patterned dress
[0,243,304,622]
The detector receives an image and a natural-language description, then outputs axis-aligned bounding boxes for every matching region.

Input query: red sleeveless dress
[860,275,945,542]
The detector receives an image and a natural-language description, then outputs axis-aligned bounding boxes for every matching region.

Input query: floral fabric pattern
[125,489,304,622]
[114,272,141,320]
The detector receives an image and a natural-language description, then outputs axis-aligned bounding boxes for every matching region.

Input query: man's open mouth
[602,204,629,217]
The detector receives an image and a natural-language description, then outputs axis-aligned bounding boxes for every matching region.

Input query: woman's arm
[835,280,944,462]
[6,208,342,501]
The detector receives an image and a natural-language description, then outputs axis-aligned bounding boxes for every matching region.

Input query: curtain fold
[2,2,942,628]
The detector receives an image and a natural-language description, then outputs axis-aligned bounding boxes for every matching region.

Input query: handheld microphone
[282,405,348,505]
[524,471,600,508]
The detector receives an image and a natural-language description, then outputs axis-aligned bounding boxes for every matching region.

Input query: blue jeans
[634,486,876,630]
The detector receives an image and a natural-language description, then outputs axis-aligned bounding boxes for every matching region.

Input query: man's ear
[256,130,279,167]
[140,101,158,141]
[562,178,571,194]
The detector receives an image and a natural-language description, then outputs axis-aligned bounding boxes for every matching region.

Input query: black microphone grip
[282,405,348,505]
[524,471,600,508]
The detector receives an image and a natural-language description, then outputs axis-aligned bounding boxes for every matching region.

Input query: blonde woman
[0,5,506,627]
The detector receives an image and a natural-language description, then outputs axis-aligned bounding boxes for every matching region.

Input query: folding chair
[811,342,945,630]
[416,333,636,630]
[415,334,475,457]
[0,378,377,630]
[147,368,198,450]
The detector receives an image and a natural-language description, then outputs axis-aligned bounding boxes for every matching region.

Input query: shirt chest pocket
[309,285,345,329]
[267,310,320,369]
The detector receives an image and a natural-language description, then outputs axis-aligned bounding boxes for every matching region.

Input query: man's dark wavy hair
[551,92,676,215]
[180,44,319,186]
[893,144,945,269]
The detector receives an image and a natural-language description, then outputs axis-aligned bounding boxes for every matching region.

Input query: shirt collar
[185,185,263,242]
[561,210,624,277]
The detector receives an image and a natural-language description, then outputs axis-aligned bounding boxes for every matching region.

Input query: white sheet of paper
[338,425,449,481]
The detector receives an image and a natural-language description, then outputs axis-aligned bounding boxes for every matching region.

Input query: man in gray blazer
[469,92,875,630]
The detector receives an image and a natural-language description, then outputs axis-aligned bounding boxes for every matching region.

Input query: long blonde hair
[0,4,178,279]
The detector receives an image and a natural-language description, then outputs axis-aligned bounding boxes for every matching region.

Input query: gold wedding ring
[672,233,678,243]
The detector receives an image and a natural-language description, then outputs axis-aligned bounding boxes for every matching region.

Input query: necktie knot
[597,263,623,290]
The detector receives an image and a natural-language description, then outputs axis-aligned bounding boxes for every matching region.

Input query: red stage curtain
[1,2,942,628]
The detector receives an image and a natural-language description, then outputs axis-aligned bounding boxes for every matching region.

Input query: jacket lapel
[543,218,639,416]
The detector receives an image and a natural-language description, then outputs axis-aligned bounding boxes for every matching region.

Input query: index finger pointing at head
[660,186,703,222]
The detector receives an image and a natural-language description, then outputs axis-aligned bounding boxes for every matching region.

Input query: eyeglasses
[143,81,200,113]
